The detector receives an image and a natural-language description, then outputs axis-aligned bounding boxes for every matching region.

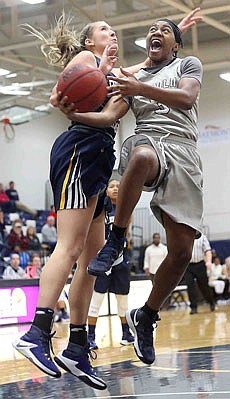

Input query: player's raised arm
[113,8,203,77]
[178,7,203,33]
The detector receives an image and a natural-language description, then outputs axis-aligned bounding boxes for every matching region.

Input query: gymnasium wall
[0,108,66,209]
[0,70,229,239]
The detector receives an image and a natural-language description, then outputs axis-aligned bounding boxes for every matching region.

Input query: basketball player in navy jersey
[88,179,134,349]
[13,18,123,391]
[63,19,203,367]
[13,9,203,388]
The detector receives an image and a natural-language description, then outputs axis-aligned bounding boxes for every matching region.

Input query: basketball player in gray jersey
[65,18,203,366]
[130,55,202,141]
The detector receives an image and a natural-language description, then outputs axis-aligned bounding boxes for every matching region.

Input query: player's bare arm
[108,67,201,110]
[57,95,129,127]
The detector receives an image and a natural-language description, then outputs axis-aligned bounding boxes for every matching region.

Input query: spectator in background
[3,253,29,279]
[208,256,226,298]
[144,233,167,284]
[0,209,6,244]
[5,181,19,201]
[184,234,215,314]
[223,257,230,280]
[12,244,30,270]
[26,226,41,254]
[48,205,57,222]
[4,219,29,256]
[26,253,43,278]
[0,183,37,218]
[41,216,57,252]
[222,256,230,299]
[138,239,151,273]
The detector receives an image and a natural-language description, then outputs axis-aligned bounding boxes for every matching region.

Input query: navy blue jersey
[50,55,118,215]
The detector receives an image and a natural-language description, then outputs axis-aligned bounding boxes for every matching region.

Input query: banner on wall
[199,125,230,144]
[0,286,39,325]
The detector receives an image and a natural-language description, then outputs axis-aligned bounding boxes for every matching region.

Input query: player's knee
[129,146,158,171]
[57,239,85,263]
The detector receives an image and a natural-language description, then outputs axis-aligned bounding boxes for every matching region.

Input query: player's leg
[112,260,134,345]
[88,291,106,349]
[88,144,160,276]
[126,212,196,365]
[116,294,134,345]
[54,210,107,390]
[13,197,98,379]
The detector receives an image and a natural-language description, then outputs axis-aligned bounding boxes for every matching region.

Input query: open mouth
[150,39,162,50]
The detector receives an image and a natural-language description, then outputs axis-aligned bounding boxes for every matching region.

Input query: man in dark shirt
[5,181,19,201]
[0,183,37,218]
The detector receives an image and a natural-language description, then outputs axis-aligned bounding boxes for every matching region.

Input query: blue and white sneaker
[88,230,125,277]
[126,308,160,365]
[54,342,107,390]
[120,330,135,346]
[12,325,61,378]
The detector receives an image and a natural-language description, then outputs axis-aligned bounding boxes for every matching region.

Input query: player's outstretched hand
[99,44,118,75]
[178,7,203,33]
[107,66,141,97]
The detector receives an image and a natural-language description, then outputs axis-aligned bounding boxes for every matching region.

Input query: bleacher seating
[2,210,51,244]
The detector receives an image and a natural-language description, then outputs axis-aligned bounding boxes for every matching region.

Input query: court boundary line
[84,391,230,399]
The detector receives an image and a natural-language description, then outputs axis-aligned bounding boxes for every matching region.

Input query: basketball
[57,64,107,113]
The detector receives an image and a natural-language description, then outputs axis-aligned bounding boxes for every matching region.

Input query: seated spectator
[222,257,230,298]
[26,253,43,278]
[12,244,30,270]
[0,182,37,218]
[48,205,57,223]
[41,215,57,253]
[0,209,6,250]
[5,181,19,201]
[3,253,29,279]
[26,226,41,254]
[0,256,8,277]
[208,256,228,299]
[3,219,29,256]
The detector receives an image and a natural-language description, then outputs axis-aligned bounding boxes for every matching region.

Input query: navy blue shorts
[94,258,131,295]
[50,125,115,219]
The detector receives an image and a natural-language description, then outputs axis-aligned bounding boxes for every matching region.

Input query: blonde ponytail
[22,12,96,68]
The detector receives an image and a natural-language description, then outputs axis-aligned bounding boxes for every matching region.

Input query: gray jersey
[126,56,203,142]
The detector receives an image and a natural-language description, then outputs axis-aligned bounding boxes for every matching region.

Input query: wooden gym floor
[1,304,230,398]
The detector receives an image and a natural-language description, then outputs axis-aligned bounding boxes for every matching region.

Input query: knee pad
[88,291,105,317]
[116,294,128,317]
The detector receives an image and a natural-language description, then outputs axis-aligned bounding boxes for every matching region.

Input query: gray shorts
[118,134,203,236]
